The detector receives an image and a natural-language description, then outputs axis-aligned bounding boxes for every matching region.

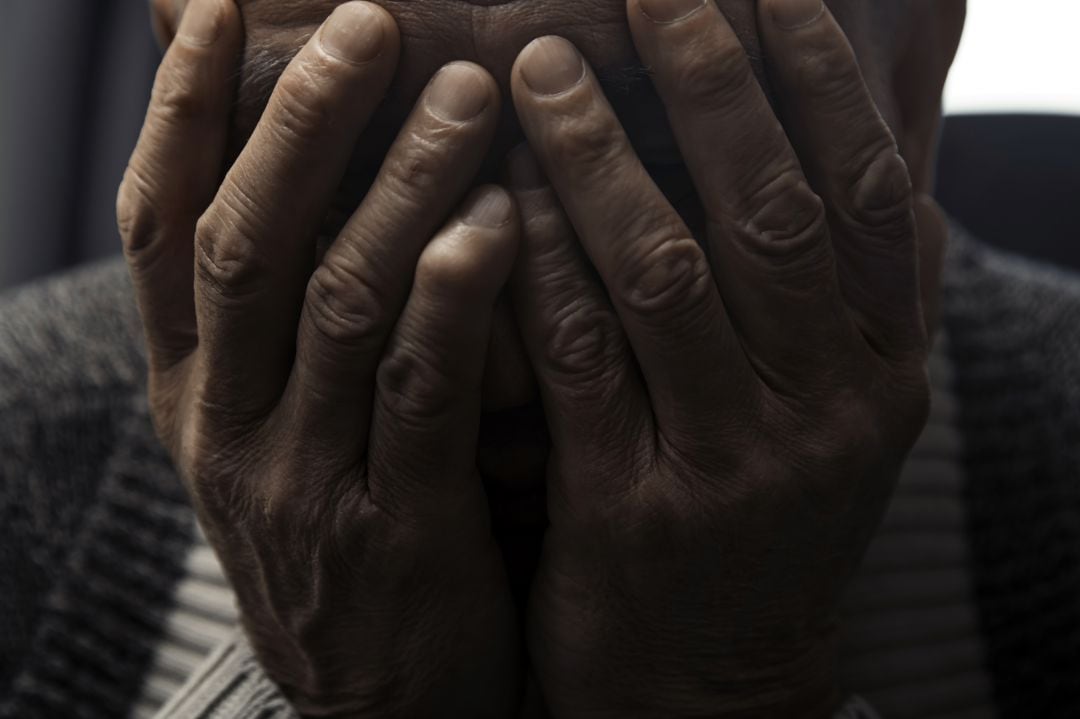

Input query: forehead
[230,0,877,176]
[235,1,871,96]
[236,0,765,80]
[232,1,788,121]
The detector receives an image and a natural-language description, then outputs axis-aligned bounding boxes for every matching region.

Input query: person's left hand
[505,0,942,716]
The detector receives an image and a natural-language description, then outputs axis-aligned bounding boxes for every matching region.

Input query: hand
[506,0,940,716]
[117,1,521,715]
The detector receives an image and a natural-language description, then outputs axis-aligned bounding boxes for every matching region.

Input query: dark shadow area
[937,113,1080,271]
[0,0,157,291]
[0,4,1077,292]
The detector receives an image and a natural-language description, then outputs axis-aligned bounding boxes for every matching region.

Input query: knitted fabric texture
[1,228,1078,717]
[943,227,1080,715]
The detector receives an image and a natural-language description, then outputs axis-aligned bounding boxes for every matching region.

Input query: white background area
[944,1,1080,116]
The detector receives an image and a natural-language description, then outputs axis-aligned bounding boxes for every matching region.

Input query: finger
[505,145,652,495]
[510,37,752,440]
[117,0,241,369]
[285,62,501,451]
[627,0,852,391]
[914,194,947,340]
[758,0,924,356]
[367,187,518,516]
[149,0,182,49]
[193,1,399,415]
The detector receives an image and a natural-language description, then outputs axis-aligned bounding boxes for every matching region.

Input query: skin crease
[150,0,952,432]
[129,0,967,714]
[149,0,964,611]
[175,1,874,188]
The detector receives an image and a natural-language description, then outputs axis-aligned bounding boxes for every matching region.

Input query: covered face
[228,0,898,189]
[148,0,928,548]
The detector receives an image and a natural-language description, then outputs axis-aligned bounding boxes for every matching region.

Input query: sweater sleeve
[154,631,883,719]
[153,631,299,719]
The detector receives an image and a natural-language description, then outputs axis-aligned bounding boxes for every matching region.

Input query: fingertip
[344,0,400,36]
[417,186,520,302]
[513,36,586,99]
[762,0,826,32]
[462,184,522,281]
[318,1,400,65]
[174,0,240,49]
[461,184,517,229]
[425,61,500,124]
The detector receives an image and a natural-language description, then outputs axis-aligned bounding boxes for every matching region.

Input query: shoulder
[0,257,151,542]
[941,228,1080,715]
[0,258,147,408]
[0,262,196,715]
[0,257,150,515]
[943,226,1080,399]
[0,258,151,546]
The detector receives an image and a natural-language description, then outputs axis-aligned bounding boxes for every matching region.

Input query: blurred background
[1,0,1078,292]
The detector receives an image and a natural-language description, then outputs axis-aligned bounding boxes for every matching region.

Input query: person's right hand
[116,1,522,715]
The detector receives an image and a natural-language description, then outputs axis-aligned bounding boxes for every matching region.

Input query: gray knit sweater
[1,227,1078,717]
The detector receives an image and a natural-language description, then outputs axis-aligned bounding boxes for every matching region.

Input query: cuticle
[529,58,587,98]
[638,0,709,26]
[776,1,827,31]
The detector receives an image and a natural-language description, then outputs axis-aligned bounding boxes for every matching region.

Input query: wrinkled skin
[144,0,963,499]
[125,0,964,715]
[165,0,891,222]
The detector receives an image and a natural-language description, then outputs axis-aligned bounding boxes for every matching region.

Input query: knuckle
[150,51,214,126]
[728,170,831,278]
[116,168,160,254]
[380,130,451,211]
[304,259,392,352]
[845,150,915,242]
[544,299,627,390]
[268,61,341,146]
[522,196,573,249]
[616,237,715,327]
[795,42,865,111]
[194,210,266,302]
[773,390,884,490]
[376,341,461,427]
[546,106,626,177]
[671,38,755,111]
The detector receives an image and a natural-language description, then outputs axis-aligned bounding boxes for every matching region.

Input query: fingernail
[519,37,586,96]
[771,0,825,30]
[638,0,708,24]
[506,144,547,190]
[427,63,491,122]
[463,187,513,227]
[320,2,385,63]
[178,0,223,46]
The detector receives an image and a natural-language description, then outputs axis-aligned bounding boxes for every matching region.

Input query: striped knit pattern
[2,229,1079,717]
[132,539,238,719]
[0,261,194,719]
[943,227,1080,717]
[136,337,998,718]
[838,341,995,718]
